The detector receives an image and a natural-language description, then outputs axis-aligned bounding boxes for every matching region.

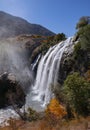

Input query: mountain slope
[0,11,55,38]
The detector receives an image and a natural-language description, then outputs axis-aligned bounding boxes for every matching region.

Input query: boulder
[0,72,25,108]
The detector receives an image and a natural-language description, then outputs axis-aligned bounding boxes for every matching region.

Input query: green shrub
[76,24,90,51]
[73,24,90,68]
[54,33,66,42]
[76,16,90,29]
[27,107,39,121]
[63,72,90,116]
[74,42,81,59]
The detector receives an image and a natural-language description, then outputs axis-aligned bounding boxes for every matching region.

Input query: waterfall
[31,54,41,71]
[26,37,74,110]
[0,37,74,126]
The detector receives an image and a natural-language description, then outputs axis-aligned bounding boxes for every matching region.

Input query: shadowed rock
[0,72,25,108]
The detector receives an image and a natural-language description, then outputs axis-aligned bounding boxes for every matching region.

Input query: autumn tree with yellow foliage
[45,98,67,120]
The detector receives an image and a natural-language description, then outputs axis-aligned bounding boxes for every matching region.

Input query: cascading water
[31,54,41,71]
[0,37,74,126]
[26,37,74,109]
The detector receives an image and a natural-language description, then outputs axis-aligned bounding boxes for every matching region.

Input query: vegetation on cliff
[30,33,66,63]
[53,16,90,119]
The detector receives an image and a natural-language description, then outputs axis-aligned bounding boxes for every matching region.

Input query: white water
[32,54,41,71]
[0,108,19,127]
[26,37,74,108]
[0,37,74,126]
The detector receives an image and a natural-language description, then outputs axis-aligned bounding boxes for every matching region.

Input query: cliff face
[58,41,90,85]
[0,11,55,38]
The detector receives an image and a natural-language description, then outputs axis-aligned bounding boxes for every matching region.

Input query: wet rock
[58,42,75,84]
[58,41,89,84]
[0,72,25,108]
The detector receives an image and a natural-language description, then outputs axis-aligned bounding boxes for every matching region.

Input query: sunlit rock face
[0,72,25,108]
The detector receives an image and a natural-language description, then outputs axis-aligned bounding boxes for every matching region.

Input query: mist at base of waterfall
[0,40,33,92]
[0,39,34,126]
[25,89,45,112]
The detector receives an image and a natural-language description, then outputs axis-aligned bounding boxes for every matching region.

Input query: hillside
[0,11,55,38]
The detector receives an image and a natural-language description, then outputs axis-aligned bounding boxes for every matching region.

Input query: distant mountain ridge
[0,11,55,38]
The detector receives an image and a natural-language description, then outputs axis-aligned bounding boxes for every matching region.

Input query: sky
[0,0,90,37]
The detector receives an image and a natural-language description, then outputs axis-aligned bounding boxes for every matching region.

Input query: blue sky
[0,0,90,36]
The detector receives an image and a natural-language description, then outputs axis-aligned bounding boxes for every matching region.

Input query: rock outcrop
[58,40,90,85]
[0,72,25,108]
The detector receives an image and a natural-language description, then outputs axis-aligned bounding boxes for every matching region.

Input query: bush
[85,70,90,81]
[54,33,66,42]
[27,107,39,121]
[76,24,90,51]
[63,72,90,116]
[45,98,67,119]
[74,42,82,59]
[73,24,90,71]
[76,16,90,29]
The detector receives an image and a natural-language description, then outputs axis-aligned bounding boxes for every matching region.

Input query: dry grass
[0,117,90,130]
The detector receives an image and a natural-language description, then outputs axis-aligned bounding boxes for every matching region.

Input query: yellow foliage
[85,70,90,81]
[46,98,67,119]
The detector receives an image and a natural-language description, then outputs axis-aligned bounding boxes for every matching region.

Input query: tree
[45,98,67,119]
[54,33,66,42]
[77,24,90,51]
[63,72,90,116]
[76,16,90,29]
